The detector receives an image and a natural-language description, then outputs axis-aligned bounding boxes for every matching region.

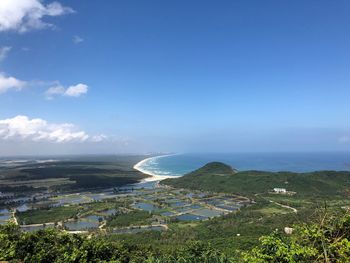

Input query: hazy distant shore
[133,154,180,182]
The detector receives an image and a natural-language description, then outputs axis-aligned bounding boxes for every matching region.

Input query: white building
[273,188,287,194]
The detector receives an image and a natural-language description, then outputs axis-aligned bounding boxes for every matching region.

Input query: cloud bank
[0,0,74,33]
[0,73,26,94]
[45,83,88,99]
[0,115,105,143]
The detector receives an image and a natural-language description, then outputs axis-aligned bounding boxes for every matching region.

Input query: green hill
[185,161,237,176]
[162,162,350,199]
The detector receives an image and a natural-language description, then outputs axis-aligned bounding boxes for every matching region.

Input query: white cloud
[45,85,65,99]
[0,115,105,143]
[45,83,88,99]
[0,72,26,94]
[73,35,84,44]
[0,0,74,33]
[64,83,88,97]
[0,46,11,61]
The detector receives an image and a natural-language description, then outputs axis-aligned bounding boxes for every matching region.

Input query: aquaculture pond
[132,202,159,212]
[64,220,99,231]
[193,208,224,217]
[161,211,175,217]
[215,205,240,211]
[176,214,207,221]
[16,204,29,212]
[170,201,191,207]
[175,207,193,213]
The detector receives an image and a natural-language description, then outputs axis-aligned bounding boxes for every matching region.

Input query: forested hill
[162,162,350,198]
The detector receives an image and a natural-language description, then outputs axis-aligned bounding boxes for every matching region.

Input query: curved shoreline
[133,154,181,182]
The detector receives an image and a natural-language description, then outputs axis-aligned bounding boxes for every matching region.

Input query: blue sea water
[138,152,350,177]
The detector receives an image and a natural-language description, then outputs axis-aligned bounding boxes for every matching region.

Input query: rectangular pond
[64,221,99,231]
[192,208,224,217]
[132,202,159,212]
[175,213,208,221]
[215,205,239,211]
[161,211,175,217]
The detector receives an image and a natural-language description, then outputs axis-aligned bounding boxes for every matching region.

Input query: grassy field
[106,210,152,228]
[16,199,129,225]
[16,206,79,225]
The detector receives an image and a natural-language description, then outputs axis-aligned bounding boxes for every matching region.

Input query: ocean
[136,152,350,177]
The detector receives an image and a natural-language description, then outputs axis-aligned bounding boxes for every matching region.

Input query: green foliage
[3,209,350,262]
[163,163,350,199]
[0,224,231,263]
[17,206,79,224]
[106,210,152,228]
[242,211,350,262]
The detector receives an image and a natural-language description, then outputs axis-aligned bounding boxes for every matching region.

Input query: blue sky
[0,0,350,155]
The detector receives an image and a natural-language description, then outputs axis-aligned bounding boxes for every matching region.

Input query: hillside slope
[162,162,350,198]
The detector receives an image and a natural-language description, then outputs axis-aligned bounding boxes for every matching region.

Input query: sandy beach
[133,154,181,182]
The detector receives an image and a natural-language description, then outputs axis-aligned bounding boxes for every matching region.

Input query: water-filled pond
[176,214,207,221]
[16,204,29,212]
[192,208,223,217]
[161,211,175,217]
[215,205,239,211]
[132,202,158,212]
[189,204,201,209]
[64,221,99,230]
[170,201,190,207]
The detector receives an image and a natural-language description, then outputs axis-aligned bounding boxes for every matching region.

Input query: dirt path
[269,200,297,213]
[254,193,298,213]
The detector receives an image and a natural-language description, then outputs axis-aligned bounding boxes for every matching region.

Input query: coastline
[133,154,181,182]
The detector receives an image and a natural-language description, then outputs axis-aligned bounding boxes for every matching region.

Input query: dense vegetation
[0,223,231,262]
[107,200,317,255]
[243,210,350,262]
[2,210,350,262]
[163,162,350,198]
[16,200,126,225]
[17,206,79,225]
[157,162,350,254]
[106,210,152,228]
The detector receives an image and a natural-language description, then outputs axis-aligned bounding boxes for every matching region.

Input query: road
[269,200,298,213]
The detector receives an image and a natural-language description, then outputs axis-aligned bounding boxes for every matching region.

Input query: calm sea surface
[138,152,350,177]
